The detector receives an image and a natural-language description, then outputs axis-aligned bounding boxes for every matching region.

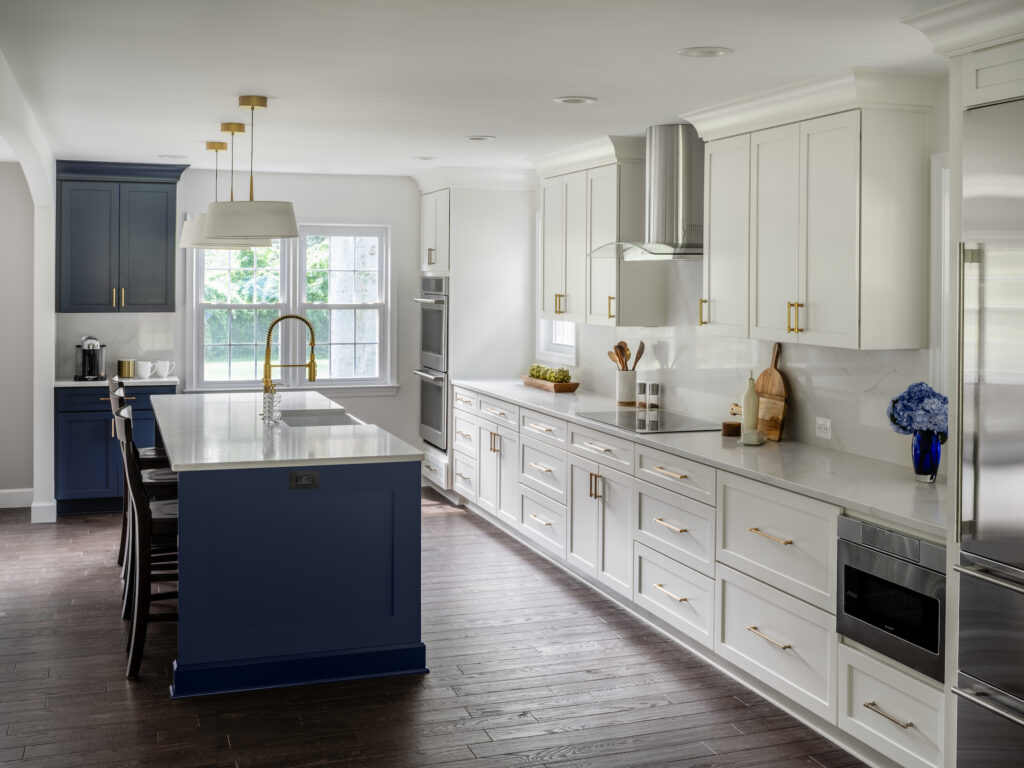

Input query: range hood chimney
[591,122,705,261]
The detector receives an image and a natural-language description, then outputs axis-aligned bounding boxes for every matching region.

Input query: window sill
[185,384,399,397]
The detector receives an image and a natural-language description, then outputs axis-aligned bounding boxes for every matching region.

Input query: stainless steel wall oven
[415,276,448,450]
[836,517,946,682]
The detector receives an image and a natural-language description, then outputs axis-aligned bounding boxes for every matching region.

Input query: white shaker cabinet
[700,134,750,337]
[420,188,450,274]
[540,172,586,321]
[478,423,519,528]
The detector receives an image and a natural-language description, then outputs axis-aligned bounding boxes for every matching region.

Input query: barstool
[115,407,178,679]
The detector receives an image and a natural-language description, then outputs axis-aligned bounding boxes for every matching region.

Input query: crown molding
[903,0,1024,57]
[529,135,645,179]
[413,166,539,194]
[681,69,941,141]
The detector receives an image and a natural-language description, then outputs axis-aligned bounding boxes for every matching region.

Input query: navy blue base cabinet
[54,385,174,515]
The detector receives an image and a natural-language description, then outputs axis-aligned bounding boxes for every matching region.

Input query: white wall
[55,168,423,445]
[0,162,34,503]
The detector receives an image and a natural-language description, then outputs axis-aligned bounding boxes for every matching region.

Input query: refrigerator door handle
[958,242,983,542]
[954,564,1024,595]
[953,686,1024,729]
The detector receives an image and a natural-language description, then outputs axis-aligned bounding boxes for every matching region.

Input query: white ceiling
[0,0,948,177]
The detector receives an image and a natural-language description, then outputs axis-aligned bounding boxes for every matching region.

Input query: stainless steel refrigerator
[956,95,1024,766]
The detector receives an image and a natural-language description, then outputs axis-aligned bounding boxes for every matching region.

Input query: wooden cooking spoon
[632,340,645,370]
[607,350,620,368]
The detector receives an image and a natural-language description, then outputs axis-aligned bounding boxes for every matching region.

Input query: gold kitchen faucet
[262,314,316,394]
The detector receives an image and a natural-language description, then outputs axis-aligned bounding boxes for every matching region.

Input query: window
[536,317,577,366]
[188,224,393,391]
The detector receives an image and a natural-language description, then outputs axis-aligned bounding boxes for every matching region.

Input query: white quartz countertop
[454,379,949,542]
[55,376,180,388]
[150,391,422,472]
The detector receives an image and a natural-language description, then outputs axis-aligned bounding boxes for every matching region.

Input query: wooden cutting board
[755,343,787,441]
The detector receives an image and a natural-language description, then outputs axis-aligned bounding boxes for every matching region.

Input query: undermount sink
[280,409,365,427]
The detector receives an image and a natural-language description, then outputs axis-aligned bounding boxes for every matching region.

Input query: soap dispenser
[742,370,759,439]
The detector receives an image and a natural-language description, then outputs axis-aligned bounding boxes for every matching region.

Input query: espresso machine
[74,336,106,381]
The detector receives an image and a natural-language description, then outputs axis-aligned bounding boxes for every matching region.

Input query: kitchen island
[150,391,425,698]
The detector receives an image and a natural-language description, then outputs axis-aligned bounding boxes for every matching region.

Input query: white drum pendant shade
[178,213,272,249]
[203,200,299,240]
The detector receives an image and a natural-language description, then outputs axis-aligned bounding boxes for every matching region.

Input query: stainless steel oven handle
[952,687,1024,729]
[413,297,445,305]
[954,564,1024,596]
[413,369,445,383]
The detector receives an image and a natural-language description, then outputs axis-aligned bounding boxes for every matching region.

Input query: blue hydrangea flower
[887,382,948,441]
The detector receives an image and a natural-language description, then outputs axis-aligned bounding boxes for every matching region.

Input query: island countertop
[150,391,422,472]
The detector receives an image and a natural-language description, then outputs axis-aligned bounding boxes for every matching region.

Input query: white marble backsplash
[56,313,180,380]
[572,261,935,467]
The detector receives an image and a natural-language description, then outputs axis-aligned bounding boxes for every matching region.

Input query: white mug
[135,361,154,379]
[155,360,175,378]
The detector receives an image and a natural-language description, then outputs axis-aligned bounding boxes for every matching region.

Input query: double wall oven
[414,276,448,450]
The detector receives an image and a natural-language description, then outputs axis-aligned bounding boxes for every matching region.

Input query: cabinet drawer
[634,480,715,578]
[717,472,838,611]
[453,412,480,458]
[519,408,568,448]
[568,423,634,472]
[55,384,174,413]
[453,453,477,501]
[635,542,714,648]
[421,445,450,490]
[838,644,943,768]
[717,564,837,723]
[519,435,568,505]
[635,444,716,506]
[520,484,566,559]
[452,387,478,414]
[477,395,518,429]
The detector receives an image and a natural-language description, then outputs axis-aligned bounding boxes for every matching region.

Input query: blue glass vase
[911,430,941,482]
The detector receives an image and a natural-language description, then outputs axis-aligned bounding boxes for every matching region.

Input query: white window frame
[185,220,397,395]
[536,317,577,366]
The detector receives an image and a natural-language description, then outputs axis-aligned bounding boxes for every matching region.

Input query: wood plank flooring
[0,490,867,767]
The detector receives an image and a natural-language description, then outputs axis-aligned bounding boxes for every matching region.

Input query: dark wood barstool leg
[117,465,129,567]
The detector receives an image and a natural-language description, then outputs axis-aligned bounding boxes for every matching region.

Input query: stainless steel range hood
[592,122,704,261]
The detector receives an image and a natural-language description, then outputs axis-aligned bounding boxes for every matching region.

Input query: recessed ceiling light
[413,155,437,161]
[158,153,187,159]
[677,46,734,58]
[554,96,598,105]
[464,135,496,141]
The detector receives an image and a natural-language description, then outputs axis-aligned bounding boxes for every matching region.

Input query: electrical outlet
[815,417,832,440]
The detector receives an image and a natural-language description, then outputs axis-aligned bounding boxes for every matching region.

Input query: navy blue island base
[169,460,427,698]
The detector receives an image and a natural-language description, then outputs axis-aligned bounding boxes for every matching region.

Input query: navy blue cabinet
[56,161,187,313]
[54,385,174,515]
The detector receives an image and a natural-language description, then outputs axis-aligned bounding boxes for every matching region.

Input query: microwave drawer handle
[413,297,445,305]
[952,687,1024,729]
[413,369,445,383]
[954,564,1024,596]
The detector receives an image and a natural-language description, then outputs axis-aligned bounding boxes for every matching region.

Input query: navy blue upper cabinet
[56,161,187,313]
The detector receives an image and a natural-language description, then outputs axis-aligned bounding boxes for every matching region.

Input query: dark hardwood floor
[0,490,867,768]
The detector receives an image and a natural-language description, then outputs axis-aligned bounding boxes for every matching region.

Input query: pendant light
[203,95,298,241]
[178,139,271,250]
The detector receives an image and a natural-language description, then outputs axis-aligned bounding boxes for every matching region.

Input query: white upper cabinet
[540,171,587,321]
[700,134,750,337]
[963,38,1024,108]
[420,188,450,274]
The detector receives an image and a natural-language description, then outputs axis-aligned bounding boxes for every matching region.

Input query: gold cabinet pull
[486,407,506,417]
[455,472,471,482]
[456,430,472,439]
[426,247,436,265]
[554,293,561,314]
[99,396,135,402]
[110,418,114,438]
[456,396,472,405]
[793,301,804,333]
[653,466,687,480]
[582,441,611,453]
[423,462,436,472]
[490,432,499,453]
[529,423,553,433]
[653,583,687,602]
[697,297,708,326]
[748,527,793,545]
[863,701,914,730]
[112,288,116,308]
[529,513,552,527]
[747,625,791,650]
[529,461,552,473]
[653,517,687,534]
[588,471,602,499]
[607,295,615,319]
[121,287,125,308]
[787,301,794,333]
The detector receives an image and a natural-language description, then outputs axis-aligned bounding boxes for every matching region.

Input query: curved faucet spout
[262,314,317,393]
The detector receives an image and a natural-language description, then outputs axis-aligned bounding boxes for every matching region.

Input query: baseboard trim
[0,488,33,509]
[30,498,57,524]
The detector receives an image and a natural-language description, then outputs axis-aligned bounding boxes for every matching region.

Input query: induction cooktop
[576,410,720,434]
